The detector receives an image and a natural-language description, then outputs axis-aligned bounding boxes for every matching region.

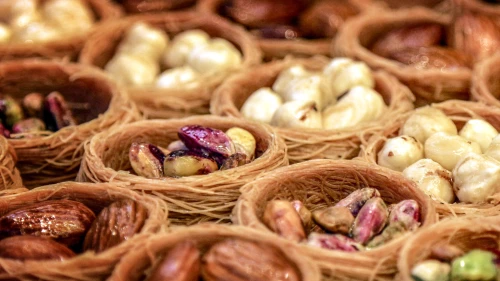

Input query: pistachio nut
[0,94,24,128]
[307,232,364,252]
[312,206,354,235]
[129,142,165,178]
[22,92,44,119]
[262,200,306,242]
[367,221,407,249]
[11,118,45,134]
[335,188,381,216]
[225,127,256,161]
[43,91,76,131]
[388,199,421,231]
[351,197,388,244]
[290,200,313,230]
[163,150,218,177]
[411,259,451,281]
[178,125,235,162]
[451,250,497,281]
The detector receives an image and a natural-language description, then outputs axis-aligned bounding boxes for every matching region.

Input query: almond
[388,46,470,70]
[299,0,358,38]
[146,241,201,281]
[0,235,76,261]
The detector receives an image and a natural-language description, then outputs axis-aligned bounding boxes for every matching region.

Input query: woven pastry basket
[1,59,141,188]
[210,55,414,163]
[118,0,197,13]
[233,159,437,280]
[334,7,471,104]
[108,224,321,281]
[452,0,500,16]
[0,135,22,190]
[76,115,287,225]
[0,0,122,61]
[397,216,500,281]
[0,181,169,281]
[79,11,261,119]
[359,100,500,218]
[471,52,500,107]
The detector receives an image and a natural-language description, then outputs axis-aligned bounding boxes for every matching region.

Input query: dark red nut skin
[0,235,76,261]
[145,241,201,281]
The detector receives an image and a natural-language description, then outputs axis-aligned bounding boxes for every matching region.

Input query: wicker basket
[233,159,436,280]
[360,100,500,218]
[210,55,414,163]
[77,116,287,225]
[471,52,500,107]
[1,59,141,188]
[0,135,22,190]
[0,181,169,281]
[79,11,261,118]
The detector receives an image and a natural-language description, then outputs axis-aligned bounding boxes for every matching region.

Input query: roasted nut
[290,200,313,229]
[366,221,407,248]
[129,142,165,178]
[43,91,77,131]
[299,0,358,39]
[252,25,301,39]
[388,200,421,231]
[0,94,24,128]
[351,197,388,244]
[335,188,381,216]
[262,200,306,242]
[388,46,470,70]
[312,206,354,235]
[0,199,95,247]
[270,100,323,129]
[12,118,45,134]
[411,259,451,281]
[225,127,256,161]
[307,233,364,252]
[146,241,201,281]
[22,92,44,119]
[400,106,457,144]
[83,199,147,253]
[178,125,235,160]
[163,150,219,177]
[451,250,497,281]
[371,23,444,57]
[377,135,424,172]
[0,235,76,261]
[424,132,481,171]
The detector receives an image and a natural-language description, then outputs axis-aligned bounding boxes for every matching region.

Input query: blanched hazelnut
[12,21,60,43]
[272,65,316,96]
[403,159,455,203]
[377,135,424,172]
[400,107,457,144]
[278,73,328,110]
[271,100,322,129]
[485,134,500,162]
[155,65,200,89]
[411,260,451,281]
[162,29,210,68]
[118,22,168,61]
[0,23,11,43]
[459,119,498,152]
[187,38,242,74]
[424,132,481,171]
[105,53,159,86]
[240,87,283,124]
[42,0,94,34]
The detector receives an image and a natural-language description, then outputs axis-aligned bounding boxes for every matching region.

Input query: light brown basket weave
[0,135,22,190]
[360,100,500,218]
[77,116,288,225]
[210,55,414,163]
[397,216,500,281]
[108,224,322,281]
[118,0,197,13]
[233,159,437,281]
[452,0,500,16]
[0,181,169,281]
[0,0,122,61]
[1,59,141,188]
[334,7,471,104]
[79,11,262,118]
[471,52,500,107]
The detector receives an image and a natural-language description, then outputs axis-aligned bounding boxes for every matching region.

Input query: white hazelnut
[240,87,283,124]
[278,73,328,110]
[322,86,386,130]
[459,119,498,152]
[42,0,94,34]
[400,106,458,144]
[453,152,500,203]
[12,21,60,43]
[105,53,159,86]
[377,135,424,172]
[424,132,481,171]
[485,134,500,162]
[9,0,38,20]
[155,65,200,89]
[411,260,451,281]
[118,22,168,61]
[320,57,375,100]
[162,29,210,68]
[403,159,455,203]
[272,65,315,96]
[0,23,12,43]
[187,38,242,74]
[271,100,322,129]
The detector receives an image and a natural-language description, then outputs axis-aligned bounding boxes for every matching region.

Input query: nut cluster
[240,57,387,129]
[105,22,242,88]
[262,188,421,251]
[0,198,146,260]
[377,107,500,204]
[129,125,257,178]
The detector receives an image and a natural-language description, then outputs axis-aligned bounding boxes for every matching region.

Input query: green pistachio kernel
[451,250,497,281]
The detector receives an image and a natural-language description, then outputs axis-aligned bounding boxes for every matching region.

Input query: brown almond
[83,199,147,253]
[299,0,358,38]
[146,241,201,281]
[0,235,76,261]
[0,200,95,247]
[371,23,444,57]
[388,46,470,70]
[201,239,300,281]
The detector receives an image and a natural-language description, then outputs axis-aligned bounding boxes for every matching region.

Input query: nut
[129,142,165,178]
[201,238,300,281]
[366,221,407,249]
[262,200,306,242]
[43,91,76,131]
[459,119,498,153]
[0,199,95,247]
[163,150,219,177]
[22,92,44,119]
[252,25,301,40]
[187,38,242,74]
[451,250,497,281]
[299,0,358,38]
[0,94,24,128]
[162,29,210,68]
[240,87,283,124]
[178,125,235,161]
[270,100,323,129]
[307,232,364,252]
[388,46,470,70]
[411,259,451,281]
[225,127,256,161]
[424,132,481,171]
[83,199,147,253]
[377,135,424,172]
[219,153,248,170]
[335,188,381,216]
[0,235,76,261]
[400,106,457,144]
[351,197,388,245]
[290,200,313,230]
[388,199,421,231]
[312,206,354,235]
[146,241,201,281]
[12,118,45,134]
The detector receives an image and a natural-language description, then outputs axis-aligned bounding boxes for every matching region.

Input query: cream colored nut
[322,86,386,130]
[272,65,317,96]
[400,106,457,144]
[459,119,498,152]
[155,66,200,89]
[424,132,481,171]
[188,38,242,74]
[42,0,94,34]
[452,152,500,204]
[12,22,60,43]
[162,29,210,68]
[377,135,424,172]
[485,134,500,162]
[240,87,282,124]
[411,259,451,281]
[279,73,328,110]
[320,57,375,99]
[226,127,256,160]
[105,53,159,86]
[118,22,168,61]
[10,8,42,31]
[0,23,12,43]
[403,159,455,203]
[271,100,322,129]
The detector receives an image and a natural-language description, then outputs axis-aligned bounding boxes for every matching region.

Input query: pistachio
[270,100,322,129]
[411,259,451,281]
[43,91,76,131]
[388,200,421,231]
[351,197,388,244]
[0,235,76,261]
[388,46,470,70]
[225,127,256,161]
[262,200,306,242]
[307,233,364,252]
[22,92,44,119]
[367,221,407,248]
[163,150,218,177]
[129,142,165,178]
[312,206,354,235]
[431,243,464,262]
[145,241,201,281]
[12,118,45,134]
[178,125,235,160]
[451,250,497,281]
[290,200,313,230]
[167,140,187,152]
[299,0,358,39]
[219,153,248,170]
[0,94,24,128]
[335,188,381,216]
